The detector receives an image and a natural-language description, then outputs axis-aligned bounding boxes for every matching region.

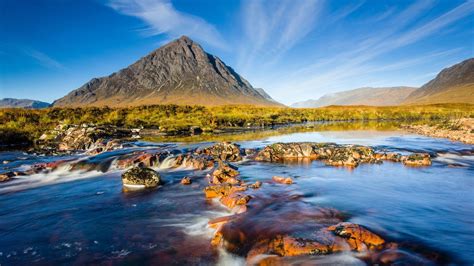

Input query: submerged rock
[272,176,293,184]
[121,167,162,188]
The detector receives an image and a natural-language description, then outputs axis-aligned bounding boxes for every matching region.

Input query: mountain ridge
[291,86,417,108]
[403,58,474,104]
[0,98,50,109]
[53,36,283,107]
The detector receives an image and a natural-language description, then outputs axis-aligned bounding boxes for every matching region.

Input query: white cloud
[237,0,324,71]
[24,49,65,70]
[108,0,226,49]
[266,0,474,104]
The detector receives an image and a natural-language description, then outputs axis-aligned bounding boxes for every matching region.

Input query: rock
[196,142,243,162]
[328,222,385,251]
[255,143,382,167]
[204,183,247,198]
[0,171,14,182]
[220,193,252,209]
[174,154,215,170]
[181,176,192,185]
[121,167,162,188]
[402,153,432,166]
[190,126,203,135]
[272,176,293,184]
[248,181,262,189]
[211,161,240,184]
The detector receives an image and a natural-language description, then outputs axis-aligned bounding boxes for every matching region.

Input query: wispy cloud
[24,48,65,70]
[237,0,324,71]
[266,0,474,103]
[108,0,226,49]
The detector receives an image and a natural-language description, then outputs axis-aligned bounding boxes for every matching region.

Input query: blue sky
[1,0,473,105]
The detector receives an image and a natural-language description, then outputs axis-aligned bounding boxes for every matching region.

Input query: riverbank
[1,103,473,148]
[404,118,474,144]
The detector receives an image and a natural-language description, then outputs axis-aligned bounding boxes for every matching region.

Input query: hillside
[291,87,417,108]
[0,98,50,109]
[53,36,282,107]
[403,58,474,104]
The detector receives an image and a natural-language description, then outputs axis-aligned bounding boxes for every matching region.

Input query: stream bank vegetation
[1,103,472,146]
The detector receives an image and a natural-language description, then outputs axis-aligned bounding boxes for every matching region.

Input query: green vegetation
[1,103,473,146]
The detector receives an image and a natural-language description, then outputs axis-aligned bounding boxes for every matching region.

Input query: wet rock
[204,183,247,198]
[121,167,162,188]
[248,181,262,189]
[196,142,243,162]
[328,222,385,251]
[0,171,14,182]
[117,152,159,169]
[38,123,132,152]
[220,193,252,209]
[255,143,383,167]
[174,154,215,170]
[402,153,432,166]
[211,161,240,184]
[272,176,293,184]
[181,176,192,185]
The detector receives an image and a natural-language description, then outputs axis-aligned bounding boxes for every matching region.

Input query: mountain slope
[291,87,417,108]
[53,36,282,107]
[0,98,50,109]
[403,58,474,104]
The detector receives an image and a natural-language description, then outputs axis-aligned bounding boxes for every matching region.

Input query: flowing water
[0,125,473,265]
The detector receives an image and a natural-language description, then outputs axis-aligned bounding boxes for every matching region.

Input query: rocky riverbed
[404,118,474,144]
[0,128,473,265]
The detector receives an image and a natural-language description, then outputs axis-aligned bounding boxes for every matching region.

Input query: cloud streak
[237,0,324,71]
[265,0,474,103]
[24,49,65,70]
[108,0,226,49]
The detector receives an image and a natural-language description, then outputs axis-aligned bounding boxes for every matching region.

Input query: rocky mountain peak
[53,36,282,107]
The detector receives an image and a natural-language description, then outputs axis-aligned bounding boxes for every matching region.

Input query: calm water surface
[0,128,473,265]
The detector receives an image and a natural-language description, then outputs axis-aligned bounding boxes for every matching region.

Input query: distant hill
[291,87,417,108]
[403,58,474,104]
[53,36,282,107]
[0,98,50,109]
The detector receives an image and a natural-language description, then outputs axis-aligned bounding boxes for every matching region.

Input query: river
[0,125,473,265]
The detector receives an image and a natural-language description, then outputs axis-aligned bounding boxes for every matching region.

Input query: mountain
[291,87,417,108]
[403,58,474,104]
[0,98,50,109]
[53,36,282,107]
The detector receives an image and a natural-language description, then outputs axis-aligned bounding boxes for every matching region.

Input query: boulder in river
[402,153,432,166]
[180,176,192,185]
[0,171,14,182]
[121,167,162,189]
[211,161,241,184]
[272,176,293,184]
[328,222,385,251]
[196,142,242,162]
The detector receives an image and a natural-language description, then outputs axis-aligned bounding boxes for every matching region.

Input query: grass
[1,103,473,147]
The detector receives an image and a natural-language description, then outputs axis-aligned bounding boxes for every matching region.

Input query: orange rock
[402,153,431,166]
[204,183,247,198]
[220,193,252,209]
[272,235,331,256]
[248,181,262,189]
[272,176,293,184]
[328,222,385,251]
[180,176,192,185]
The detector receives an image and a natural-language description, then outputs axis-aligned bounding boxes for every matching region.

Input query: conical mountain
[53,36,282,107]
